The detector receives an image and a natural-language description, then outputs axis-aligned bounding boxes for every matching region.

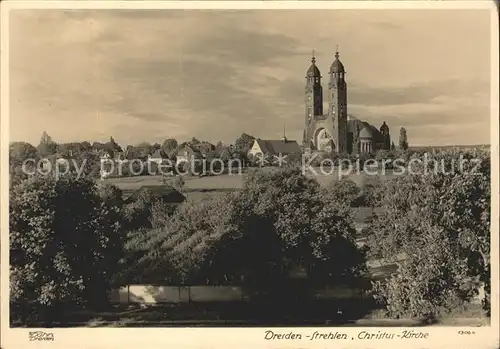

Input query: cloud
[348,78,489,107]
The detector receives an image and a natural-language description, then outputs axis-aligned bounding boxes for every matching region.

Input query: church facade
[303,50,391,154]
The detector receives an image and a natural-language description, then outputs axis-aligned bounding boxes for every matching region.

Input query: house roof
[123,185,186,205]
[347,119,385,142]
[177,145,202,157]
[254,139,301,155]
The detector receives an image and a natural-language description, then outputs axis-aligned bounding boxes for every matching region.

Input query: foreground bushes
[10,175,126,324]
[367,149,491,319]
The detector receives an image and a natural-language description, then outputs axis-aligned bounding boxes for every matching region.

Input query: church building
[303,49,391,154]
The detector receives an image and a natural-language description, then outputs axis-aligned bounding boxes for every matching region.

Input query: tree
[149,200,178,229]
[374,149,396,169]
[325,177,362,207]
[91,141,107,152]
[215,141,225,151]
[162,138,178,156]
[360,175,384,207]
[9,142,38,186]
[10,142,38,165]
[285,153,302,167]
[98,182,124,207]
[107,136,123,154]
[123,190,157,231]
[210,169,367,299]
[219,149,232,163]
[399,127,409,150]
[76,151,102,180]
[189,137,201,150]
[234,133,255,159]
[56,142,92,157]
[127,142,155,160]
[37,131,57,157]
[367,149,491,319]
[198,141,215,156]
[10,175,125,325]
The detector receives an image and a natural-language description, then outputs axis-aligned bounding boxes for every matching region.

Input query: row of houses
[44,144,208,167]
[43,136,305,179]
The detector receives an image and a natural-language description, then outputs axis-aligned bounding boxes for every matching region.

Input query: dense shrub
[325,178,362,207]
[10,175,125,325]
[122,190,178,231]
[368,149,491,318]
[360,176,384,207]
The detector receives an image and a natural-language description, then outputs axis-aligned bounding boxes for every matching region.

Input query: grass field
[105,167,400,196]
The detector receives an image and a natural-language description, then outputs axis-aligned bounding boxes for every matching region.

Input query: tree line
[9,132,258,183]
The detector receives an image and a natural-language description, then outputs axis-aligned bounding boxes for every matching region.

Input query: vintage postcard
[1,1,499,349]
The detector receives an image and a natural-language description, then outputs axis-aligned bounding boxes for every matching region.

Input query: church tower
[328,48,348,153]
[304,51,323,146]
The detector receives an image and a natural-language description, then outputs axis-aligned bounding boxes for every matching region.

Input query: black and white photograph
[1,1,499,348]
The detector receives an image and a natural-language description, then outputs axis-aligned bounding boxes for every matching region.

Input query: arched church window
[316,129,334,151]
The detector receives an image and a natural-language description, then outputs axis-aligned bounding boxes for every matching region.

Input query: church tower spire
[328,46,347,153]
[304,50,323,146]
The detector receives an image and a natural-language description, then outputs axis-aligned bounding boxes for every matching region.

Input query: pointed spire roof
[330,45,345,73]
[306,49,321,77]
[380,121,390,134]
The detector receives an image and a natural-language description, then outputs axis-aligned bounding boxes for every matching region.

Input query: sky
[9,9,491,147]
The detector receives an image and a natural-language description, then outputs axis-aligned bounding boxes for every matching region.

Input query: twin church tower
[303,49,391,154]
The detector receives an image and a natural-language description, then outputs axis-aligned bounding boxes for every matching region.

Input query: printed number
[28,331,55,341]
[458,331,475,335]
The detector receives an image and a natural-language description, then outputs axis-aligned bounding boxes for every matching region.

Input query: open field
[105,167,401,199]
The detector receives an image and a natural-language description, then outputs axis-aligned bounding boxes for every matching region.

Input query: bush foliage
[10,175,125,324]
[367,149,491,319]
